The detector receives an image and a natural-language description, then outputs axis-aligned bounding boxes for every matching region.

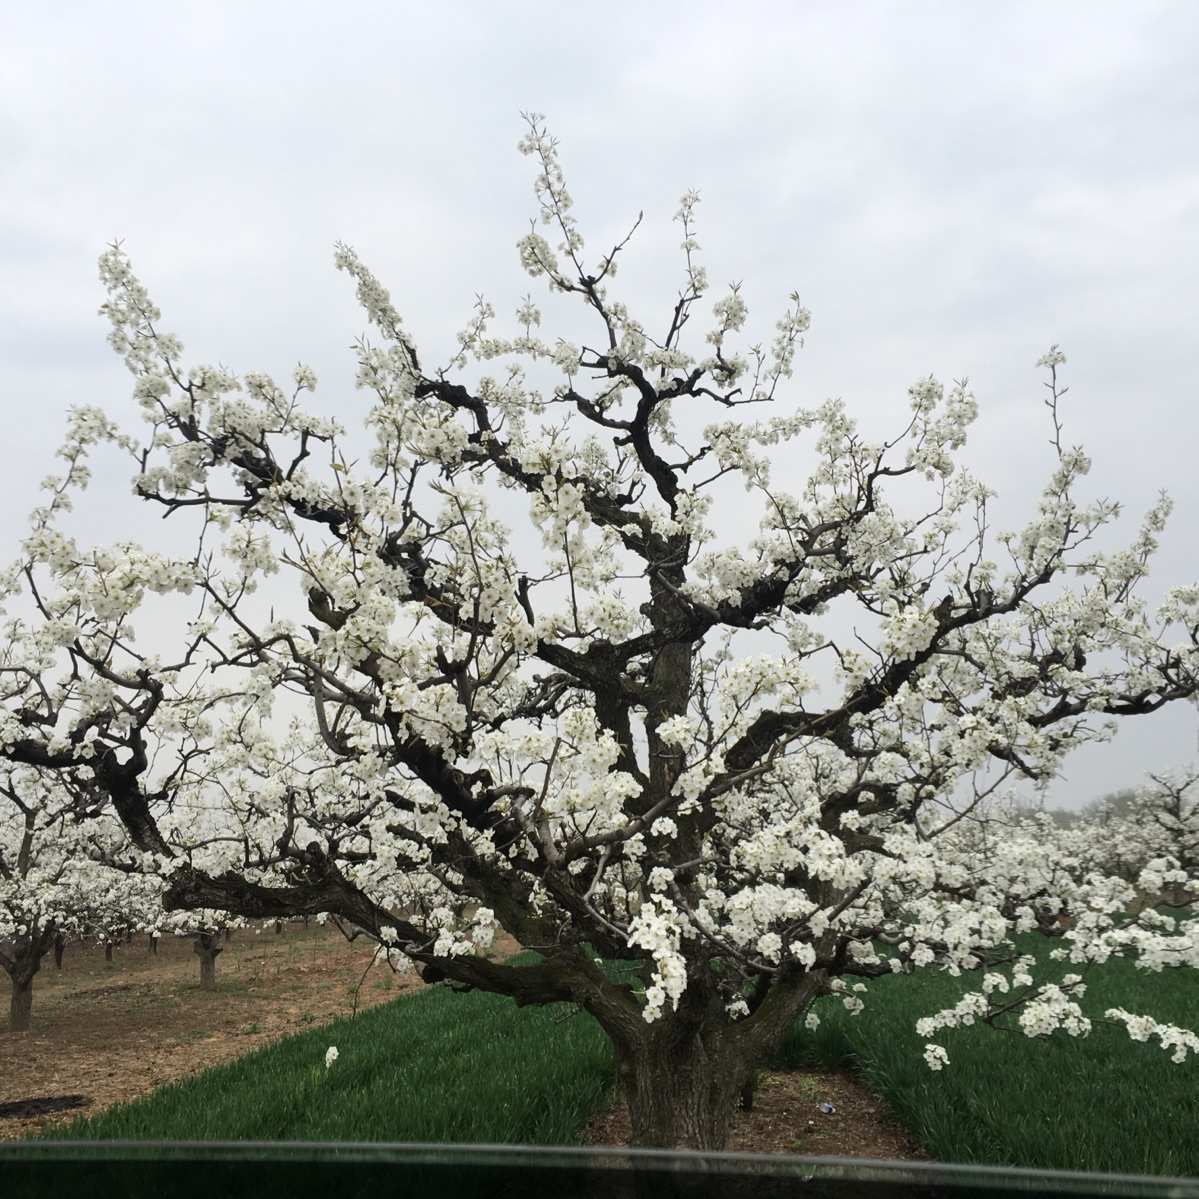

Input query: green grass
[48,953,615,1146]
[768,925,1199,1176]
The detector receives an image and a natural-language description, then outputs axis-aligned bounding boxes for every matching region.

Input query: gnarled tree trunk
[598,970,823,1150]
[195,932,222,990]
[616,1030,748,1149]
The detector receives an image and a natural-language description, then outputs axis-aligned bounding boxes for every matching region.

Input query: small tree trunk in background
[104,942,114,963]
[223,927,232,943]
[53,935,65,970]
[148,934,158,955]
[195,933,222,990]
[274,920,283,935]
[303,915,310,930]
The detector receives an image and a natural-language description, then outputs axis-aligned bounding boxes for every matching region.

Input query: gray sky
[2,1,1198,805]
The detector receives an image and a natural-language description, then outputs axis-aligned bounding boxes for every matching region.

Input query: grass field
[45,953,615,1146]
[769,925,1199,1177]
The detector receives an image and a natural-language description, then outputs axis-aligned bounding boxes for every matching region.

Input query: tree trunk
[9,971,34,1032]
[104,942,114,963]
[53,935,65,970]
[4,931,53,1032]
[274,920,283,935]
[149,935,158,955]
[594,971,822,1150]
[616,1031,747,1150]
[195,933,222,990]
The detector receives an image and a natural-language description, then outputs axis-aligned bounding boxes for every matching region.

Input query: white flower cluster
[626,897,689,1023]
[1105,1008,1199,1064]
[923,1043,950,1071]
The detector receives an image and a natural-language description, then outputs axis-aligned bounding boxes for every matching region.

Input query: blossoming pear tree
[0,480,242,1006]
[149,794,250,990]
[0,765,163,1030]
[1084,767,1199,908]
[0,467,177,1030]
[0,766,82,1031]
[5,113,1199,1147]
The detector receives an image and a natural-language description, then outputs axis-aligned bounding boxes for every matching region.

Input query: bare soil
[0,922,518,1141]
[582,1068,929,1160]
[4,932,925,1159]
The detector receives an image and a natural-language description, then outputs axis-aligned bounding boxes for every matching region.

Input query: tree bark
[616,1028,748,1150]
[595,971,822,1150]
[9,971,34,1032]
[104,941,114,963]
[53,935,65,970]
[4,929,53,1032]
[149,935,158,955]
[195,933,222,990]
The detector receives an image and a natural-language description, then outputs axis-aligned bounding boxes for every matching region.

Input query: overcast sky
[2,1,1197,805]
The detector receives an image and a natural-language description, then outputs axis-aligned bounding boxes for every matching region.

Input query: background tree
[150,796,250,989]
[0,769,67,1031]
[1082,769,1199,908]
[0,766,153,1030]
[5,114,1199,1148]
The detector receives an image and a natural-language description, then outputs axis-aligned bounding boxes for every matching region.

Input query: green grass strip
[47,952,615,1146]
[769,926,1199,1176]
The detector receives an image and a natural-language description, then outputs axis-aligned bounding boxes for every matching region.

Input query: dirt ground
[583,1068,929,1161]
[3,931,926,1159]
[0,921,517,1141]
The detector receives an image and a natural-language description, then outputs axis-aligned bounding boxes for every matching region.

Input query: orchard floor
[0,923,516,1142]
[3,931,925,1160]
